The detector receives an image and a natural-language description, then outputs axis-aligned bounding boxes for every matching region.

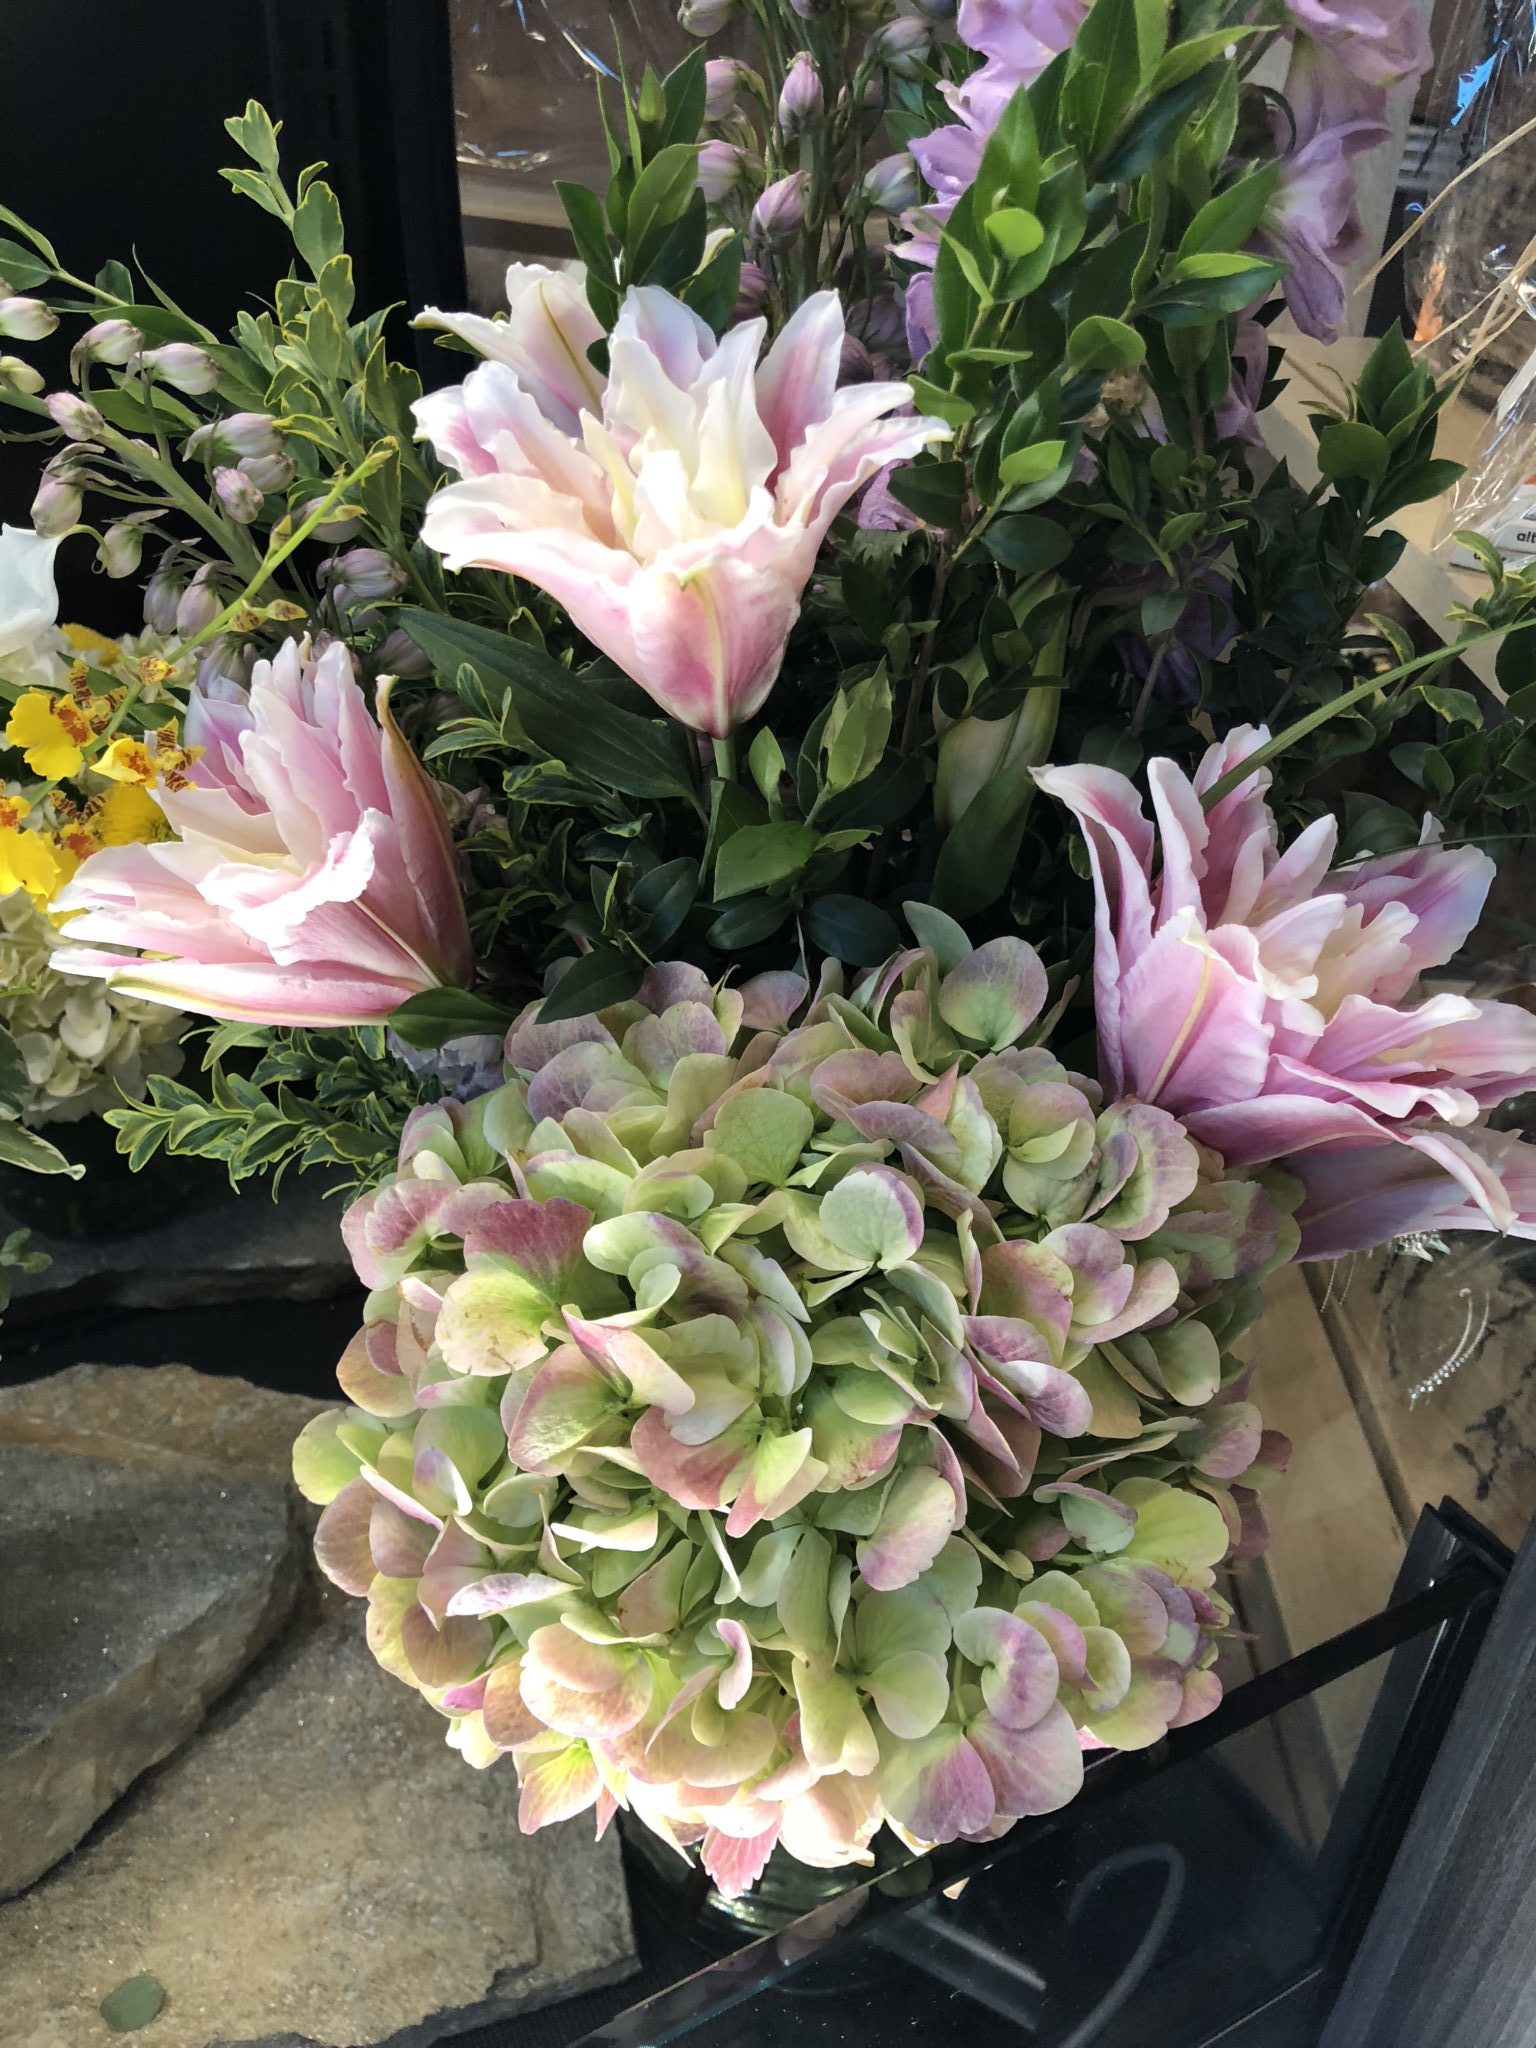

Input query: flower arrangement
[4,0,1536,1892]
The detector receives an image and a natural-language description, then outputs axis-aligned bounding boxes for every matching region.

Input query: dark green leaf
[886,458,968,528]
[632,857,699,947]
[982,514,1073,573]
[707,894,794,949]
[714,822,819,900]
[537,948,644,1024]
[802,894,902,966]
[932,771,1035,917]
[388,988,517,1051]
[1315,420,1390,485]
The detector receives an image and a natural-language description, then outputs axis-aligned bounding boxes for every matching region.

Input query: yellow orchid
[0,824,62,903]
[6,691,93,779]
[94,783,167,848]
[95,735,158,786]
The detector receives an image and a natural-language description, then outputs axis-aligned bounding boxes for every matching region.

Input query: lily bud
[839,334,874,384]
[374,628,434,682]
[143,558,187,635]
[214,464,263,525]
[678,0,737,33]
[937,687,1061,830]
[71,319,143,372]
[176,565,225,638]
[868,19,930,75]
[750,171,811,247]
[186,410,281,461]
[0,297,56,342]
[862,152,920,213]
[100,521,147,580]
[0,355,44,396]
[46,391,105,441]
[135,342,220,395]
[704,58,758,121]
[321,546,407,615]
[734,261,774,322]
[698,140,756,203]
[238,450,296,495]
[31,473,82,537]
[779,53,825,134]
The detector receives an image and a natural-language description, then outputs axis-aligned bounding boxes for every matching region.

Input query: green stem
[712,734,738,783]
[179,441,397,655]
[1200,630,1505,810]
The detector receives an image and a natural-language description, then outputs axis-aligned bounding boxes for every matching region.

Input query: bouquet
[5,0,1536,1893]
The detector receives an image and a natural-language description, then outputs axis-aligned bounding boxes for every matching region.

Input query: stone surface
[0,1365,638,2045]
[2,1177,355,1321]
[0,1364,330,1483]
[0,1612,637,2048]
[0,1442,302,1898]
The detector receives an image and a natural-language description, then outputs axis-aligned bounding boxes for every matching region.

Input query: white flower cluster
[0,890,184,1123]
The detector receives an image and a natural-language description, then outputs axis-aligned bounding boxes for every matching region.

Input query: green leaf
[932,769,1034,918]
[388,988,516,1051]
[631,856,699,947]
[0,1122,85,1178]
[801,894,902,966]
[0,1024,28,1115]
[885,458,968,528]
[292,179,345,278]
[998,439,1067,489]
[0,236,53,290]
[538,948,644,1024]
[1067,315,1144,372]
[714,822,819,901]
[398,609,697,803]
[984,207,1045,258]
[658,46,708,150]
[907,375,977,430]
[225,99,283,172]
[1316,420,1390,485]
[623,144,700,273]
[982,514,1072,573]
[1178,166,1279,258]
[747,727,787,803]
[100,1974,166,2034]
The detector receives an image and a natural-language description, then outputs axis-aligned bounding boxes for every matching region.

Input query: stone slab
[0,1443,302,1897]
[2,1177,355,1321]
[0,1613,638,2048]
[0,1364,330,1484]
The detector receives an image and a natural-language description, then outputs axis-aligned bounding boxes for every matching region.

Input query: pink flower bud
[71,319,143,370]
[862,153,920,213]
[869,19,930,74]
[705,57,756,121]
[46,390,105,441]
[750,171,811,247]
[297,497,361,543]
[839,334,874,384]
[136,342,220,395]
[679,0,738,33]
[143,558,187,635]
[31,474,82,537]
[374,628,434,682]
[214,464,263,525]
[733,261,774,322]
[698,140,755,203]
[176,565,225,637]
[238,450,296,495]
[0,355,44,396]
[322,546,407,609]
[779,53,825,134]
[100,521,147,579]
[0,297,56,342]
[186,410,281,461]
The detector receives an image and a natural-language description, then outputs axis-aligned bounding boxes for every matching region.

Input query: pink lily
[54,637,473,1025]
[412,275,950,737]
[1036,728,1536,1256]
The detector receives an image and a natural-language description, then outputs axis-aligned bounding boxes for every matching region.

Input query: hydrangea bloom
[1036,730,1536,1258]
[296,921,1294,1890]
